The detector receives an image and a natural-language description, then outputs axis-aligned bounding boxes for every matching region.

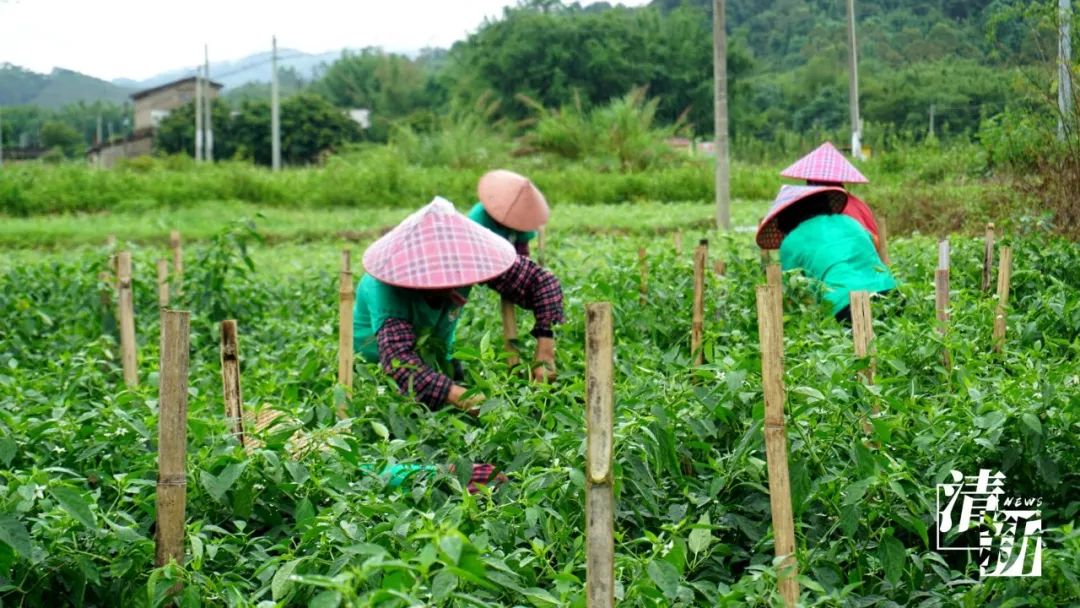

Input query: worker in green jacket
[756,185,897,322]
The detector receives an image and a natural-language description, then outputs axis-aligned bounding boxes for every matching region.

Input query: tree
[39,120,83,157]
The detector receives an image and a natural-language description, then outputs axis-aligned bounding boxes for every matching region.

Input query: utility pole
[1059,0,1073,140]
[96,114,103,145]
[271,35,282,171]
[194,65,204,162]
[846,0,863,160]
[1,106,5,167]
[204,44,214,162]
[928,104,935,139]
[713,0,730,230]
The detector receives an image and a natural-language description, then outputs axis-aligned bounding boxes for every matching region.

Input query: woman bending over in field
[780,141,889,264]
[353,197,563,414]
[467,169,549,258]
[756,185,897,323]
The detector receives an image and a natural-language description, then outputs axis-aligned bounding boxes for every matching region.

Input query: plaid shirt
[377,256,564,408]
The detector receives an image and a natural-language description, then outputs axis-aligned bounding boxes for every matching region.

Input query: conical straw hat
[780,142,868,184]
[756,185,849,249]
[363,197,517,289]
[477,169,550,231]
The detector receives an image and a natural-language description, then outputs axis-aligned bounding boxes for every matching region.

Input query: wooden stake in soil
[692,240,708,365]
[585,303,615,608]
[673,229,683,255]
[337,269,354,418]
[850,291,875,385]
[935,268,951,369]
[993,246,1013,353]
[220,320,245,446]
[156,310,190,569]
[341,248,351,274]
[766,263,783,324]
[982,223,996,292]
[637,247,648,306]
[156,260,169,308]
[876,216,891,265]
[169,230,183,294]
[501,298,520,367]
[537,226,547,266]
[754,284,799,607]
[938,239,951,271]
[116,252,138,387]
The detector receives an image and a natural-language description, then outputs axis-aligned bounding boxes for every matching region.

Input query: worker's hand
[532,337,557,383]
[447,384,484,416]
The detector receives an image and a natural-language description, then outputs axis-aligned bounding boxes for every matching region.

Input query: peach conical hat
[477,170,550,231]
[780,142,868,184]
[363,197,517,289]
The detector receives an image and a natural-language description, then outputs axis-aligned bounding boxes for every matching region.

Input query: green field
[1,203,1076,607]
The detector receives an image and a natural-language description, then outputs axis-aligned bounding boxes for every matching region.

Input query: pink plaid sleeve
[377,318,452,410]
[485,256,564,336]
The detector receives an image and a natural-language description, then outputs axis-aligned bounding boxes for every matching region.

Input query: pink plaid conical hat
[780,142,868,184]
[478,170,550,231]
[756,185,848,249]
[363,197,517,289]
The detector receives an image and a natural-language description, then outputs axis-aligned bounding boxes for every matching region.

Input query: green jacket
[779,214,897,316]
[467,202,537,245]
[353,274,470,370]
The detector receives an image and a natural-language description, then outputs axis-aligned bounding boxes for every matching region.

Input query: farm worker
[467,169,549,257]
[780,142,888,263]
[756,185,897,323]
[361,463,508,493]
[354,197,564,413]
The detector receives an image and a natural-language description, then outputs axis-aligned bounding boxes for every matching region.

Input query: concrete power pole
[195,65,204,162]
[713,0,730,231]
[204,45,214,162]
[271,35,282,171]
[1059,0,1073,140]
[0,106,4,167]
[846,0,864,160]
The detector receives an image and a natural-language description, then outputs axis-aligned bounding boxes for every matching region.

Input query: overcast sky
[0,0,652,81]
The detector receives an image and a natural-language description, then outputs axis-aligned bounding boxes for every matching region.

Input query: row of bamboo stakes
[102,221,1012,604]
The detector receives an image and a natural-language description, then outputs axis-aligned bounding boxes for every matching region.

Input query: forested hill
[651,0,1013,69]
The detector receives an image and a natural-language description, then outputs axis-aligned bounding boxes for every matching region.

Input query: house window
[150,109,172,127]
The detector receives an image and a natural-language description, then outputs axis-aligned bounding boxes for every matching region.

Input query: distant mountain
[0,64,133,108]
[112,48,349,91]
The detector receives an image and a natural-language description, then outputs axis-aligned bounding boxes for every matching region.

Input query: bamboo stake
[156,310,190,570]
[993,246,1013,353]
[501,298,520,367]
[982,223,995,292]
[935,268,951,369]
[220,320,245,446]
[585,302,615,608]
[116,252,138,387]
[692,240,707,365]
[766,263,783,325]
[156,260,169,308]
[537,226,546,266]
[754,284,799,607]
[169,230,183,295]
[850,291,875,383]
[938,239,950,271]
[673,229,683,255]
[876,216,890,265]
[337,269,354,418]
[637,247,648,306]
[341,248,351,274]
